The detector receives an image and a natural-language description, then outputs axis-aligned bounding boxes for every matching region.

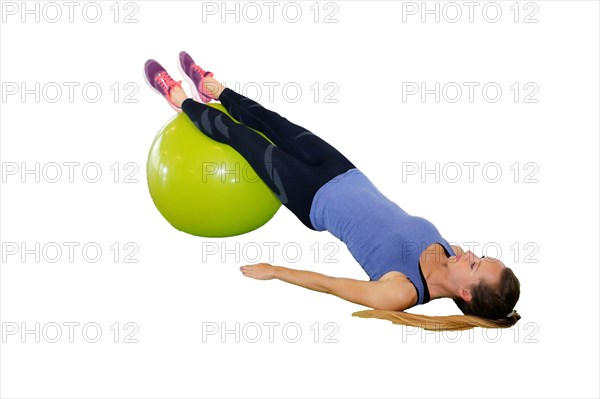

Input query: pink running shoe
[144,59,183,112]
[178,51,216,103]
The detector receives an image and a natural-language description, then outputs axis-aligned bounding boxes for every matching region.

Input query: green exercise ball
[146,103,281,237]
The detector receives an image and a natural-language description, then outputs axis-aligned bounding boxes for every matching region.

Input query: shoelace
[191,64,209,77]
[155,71,180,93]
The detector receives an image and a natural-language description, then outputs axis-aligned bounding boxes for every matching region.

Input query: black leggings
[181,88,356,230]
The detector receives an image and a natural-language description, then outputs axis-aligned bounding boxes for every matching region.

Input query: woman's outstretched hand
[240,263,277,280]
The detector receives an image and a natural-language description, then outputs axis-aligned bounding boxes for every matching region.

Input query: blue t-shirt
[309,168,455,306]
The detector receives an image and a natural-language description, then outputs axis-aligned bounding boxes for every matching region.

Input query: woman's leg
[203,76,354,167]
[180,98,354,230]
[217,87,354,167]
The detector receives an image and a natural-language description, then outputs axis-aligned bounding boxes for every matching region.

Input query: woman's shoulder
[378,272,419,309]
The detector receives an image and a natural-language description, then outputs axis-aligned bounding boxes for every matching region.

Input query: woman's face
[447,251,505,296]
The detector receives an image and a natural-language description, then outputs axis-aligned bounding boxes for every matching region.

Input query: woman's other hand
[240,263,277,280]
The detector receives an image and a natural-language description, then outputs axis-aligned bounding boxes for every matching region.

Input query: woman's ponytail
[352,309,521,331]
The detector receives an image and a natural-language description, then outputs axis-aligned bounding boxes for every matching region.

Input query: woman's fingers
[239,263,274,280]
[240,264,256,278]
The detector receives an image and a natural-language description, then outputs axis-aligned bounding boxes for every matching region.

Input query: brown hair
[353,267,521,331]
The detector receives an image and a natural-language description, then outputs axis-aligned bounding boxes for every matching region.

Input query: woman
[144,51,521,331]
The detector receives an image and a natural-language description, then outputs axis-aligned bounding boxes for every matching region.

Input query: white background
[1,1,598,398]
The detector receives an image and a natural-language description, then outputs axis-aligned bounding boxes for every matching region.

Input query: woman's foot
[178,51,225,103]
[203,76,226,101]
[144,59,188,111]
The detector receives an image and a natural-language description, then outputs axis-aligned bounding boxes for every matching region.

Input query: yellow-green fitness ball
[146,103,281,237]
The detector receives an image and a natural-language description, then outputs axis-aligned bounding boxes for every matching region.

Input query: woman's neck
[421,245,457,300]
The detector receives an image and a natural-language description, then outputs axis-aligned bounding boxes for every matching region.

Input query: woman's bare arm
[273,266,334,293]
[240,263,415,311]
